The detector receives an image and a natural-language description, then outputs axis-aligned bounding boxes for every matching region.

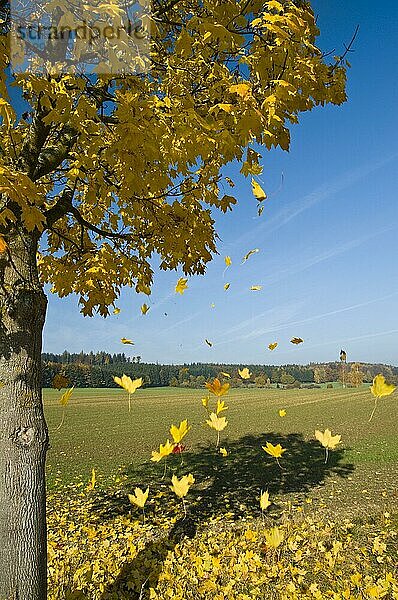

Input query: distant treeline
[42,351,398,389]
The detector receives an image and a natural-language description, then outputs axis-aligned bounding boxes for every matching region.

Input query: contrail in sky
[223,151,398,249]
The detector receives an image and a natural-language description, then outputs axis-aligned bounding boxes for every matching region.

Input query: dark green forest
[42,352,398,389]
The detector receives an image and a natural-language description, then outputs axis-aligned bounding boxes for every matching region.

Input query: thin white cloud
[211,290,398,347]
[222,152,398,253]
[267,222,397,286]
[289,327,398,353]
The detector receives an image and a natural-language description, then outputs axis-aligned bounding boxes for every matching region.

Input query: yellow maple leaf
[206,412,228,432]
[170,419,191,443]
[368,374,396,422]
[128,487,149,508]
[250,285,262,291]
[225,256,232,267]
[315,429,341,449]
[59,387,74,407]
[113,307,121,315]
[201,396,209,408]
[121,337,134,345]
[219,447,228,457]
[290,337,303,345]
[170,474,194,498]
[216,398,228,415]
[114,374,143,395]
[278,409,286,417]
[175,277,188,294]
[268,342,278,351]
[265,527,284,549]
[225,176,235,187]
[87,468,96,491]
[260,490,271,511]
[141,303,150,315]
[242,248,259,263]
[370,374,396,398]
[229,83,251,99]
[238,367,252,380]
[224,283,230,291]
[210,103,234,113]
[315,429,341,463]
[206,378,230,397]
[220,372,231,378]
[151,439,174,462]
[251,178,267,201]
[262,441,286,458]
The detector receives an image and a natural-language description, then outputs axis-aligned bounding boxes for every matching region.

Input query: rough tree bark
[0,226,48,600]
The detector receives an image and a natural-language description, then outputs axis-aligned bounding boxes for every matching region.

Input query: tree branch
[69,206,140,241]
[45,185,76,229]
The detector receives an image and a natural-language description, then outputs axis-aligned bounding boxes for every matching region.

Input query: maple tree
[0,0,348,598]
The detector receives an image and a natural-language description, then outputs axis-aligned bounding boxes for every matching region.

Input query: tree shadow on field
[93,432,354,599]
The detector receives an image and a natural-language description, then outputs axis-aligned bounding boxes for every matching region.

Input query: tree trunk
[0,228,48,600]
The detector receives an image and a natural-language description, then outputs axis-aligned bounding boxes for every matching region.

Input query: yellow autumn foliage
[47,482,398,600]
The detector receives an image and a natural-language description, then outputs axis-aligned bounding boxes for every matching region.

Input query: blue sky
[44,1,398,365]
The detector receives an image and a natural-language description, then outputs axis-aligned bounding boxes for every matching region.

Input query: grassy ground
[44,385,398,517]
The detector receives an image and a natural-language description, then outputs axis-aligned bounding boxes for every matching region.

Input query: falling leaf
[262,441,286,458]
[368,374,396,422]
[260,490,271,511]
[87,468,96,491]
[278,409,286,417]
[216,398,228,414]
[242,248,259,263]
[52,374,70,390]
[225,177,235,188]
[175,277,188,294]
[205,339,213,347]
[201,396,209,408]
[151,439,174,462]
[170,419,191,443]
[370,374,396,399]
[206,412,228,432]
[128,487,149,508]
[315,429,341,450]
[170,474,194,498]
[340,349,347,362]
[224,283,230,291]
[210,303,216,309]
[221,372,231,378]
[251,178,267,201]
[113,308,121,315]
[238,367,252,380]
[225,256,232,267]
[265,527,284,549]
[0,235,7,254]
[121,338,134,345]
[291,337,303,345]
[114,374,143,395]
[59,387,74,407]
[206,378,230,396]
[172,442,186,454]
[268,342,278,351]
[250,285,262,291]
[219,447,228,457]
[141,303,150,315]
